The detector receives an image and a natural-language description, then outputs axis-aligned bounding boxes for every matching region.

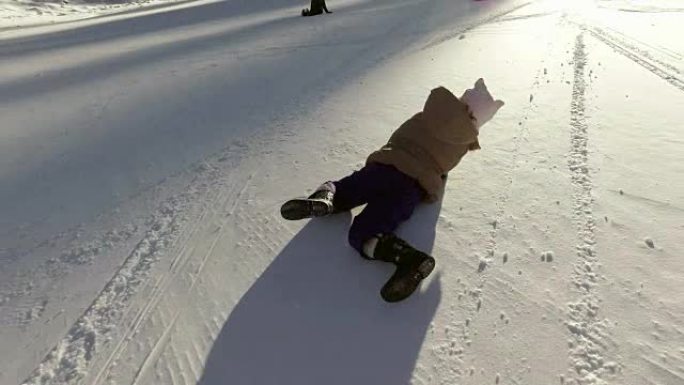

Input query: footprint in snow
[478,259,488,273]
[644,238,655,249]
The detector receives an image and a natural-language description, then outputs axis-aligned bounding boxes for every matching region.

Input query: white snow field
[1,0,683,384]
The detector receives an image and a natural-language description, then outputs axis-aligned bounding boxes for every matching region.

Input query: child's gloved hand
[460,78,505,130]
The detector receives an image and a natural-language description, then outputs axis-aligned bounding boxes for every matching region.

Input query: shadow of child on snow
[198,197,444,385]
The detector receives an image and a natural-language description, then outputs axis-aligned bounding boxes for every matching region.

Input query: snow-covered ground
[0,0,196,29]
[1,0,683,384]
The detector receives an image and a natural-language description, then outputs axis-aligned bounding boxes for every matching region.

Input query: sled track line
[577,22,684,92]
[563,32,619,385]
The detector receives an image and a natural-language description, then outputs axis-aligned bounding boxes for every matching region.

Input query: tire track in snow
[563,33,619,385]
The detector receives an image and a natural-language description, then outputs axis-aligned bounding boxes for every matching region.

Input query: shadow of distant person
[198,196,444,385]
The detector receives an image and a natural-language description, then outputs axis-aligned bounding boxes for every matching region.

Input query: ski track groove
[572,19,684,92]
[149,162,281,384]
[129,312,180,385]
[129,214,227,385]
[88,182,223,385]
[420,1,534,50]
[641,355,684,384]
[182,350,199,383]
[563,32,619,385]
[495,11,555,24]
[21,188,199,385]
[162,345,182,385]
[598,24,682,63]
[142,209,288,385]
[92,171,254,385]
[161,357,178,385]
[19,139,251,385]
[168,344,190,385]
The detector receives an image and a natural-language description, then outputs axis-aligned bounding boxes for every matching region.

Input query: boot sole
[417,256,436,279]
[381,256,436,303]
[280,199,330,220]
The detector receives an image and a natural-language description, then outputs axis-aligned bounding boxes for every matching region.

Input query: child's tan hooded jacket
[366,86,479,202]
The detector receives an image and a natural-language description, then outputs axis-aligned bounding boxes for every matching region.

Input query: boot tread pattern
[280,199,330,220]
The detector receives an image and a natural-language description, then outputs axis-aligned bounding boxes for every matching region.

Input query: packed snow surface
[1,0,683,384]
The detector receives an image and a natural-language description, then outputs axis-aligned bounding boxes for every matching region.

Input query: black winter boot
[373,234,436,302]
[281,182,335,220]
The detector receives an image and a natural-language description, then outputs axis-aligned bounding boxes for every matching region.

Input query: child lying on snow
[281,79,504,302]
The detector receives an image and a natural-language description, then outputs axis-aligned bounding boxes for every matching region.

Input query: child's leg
[347,184,423,256]
[282,163,416,220]
[346,180,435,303]
[332,163,407,212]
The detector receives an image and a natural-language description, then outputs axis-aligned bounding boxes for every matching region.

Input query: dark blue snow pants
[332,163,424,257]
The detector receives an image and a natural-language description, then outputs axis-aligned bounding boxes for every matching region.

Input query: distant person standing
[302,0,332,16]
